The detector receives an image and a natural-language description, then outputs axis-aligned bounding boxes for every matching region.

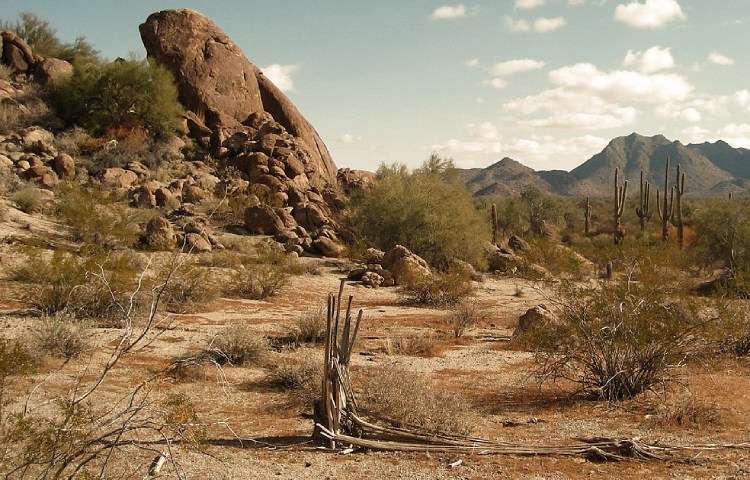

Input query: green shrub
[224,240,294,300]
[160,393,206,450]
[54,183,142,248]
[47,56,182,137]
[693,197,750,274]
[527,261,707,401]
[347,155,489,269]
[1,12,100,64]
[13,248,137,320]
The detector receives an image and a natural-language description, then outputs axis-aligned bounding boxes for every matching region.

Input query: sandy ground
[0,212,749,479]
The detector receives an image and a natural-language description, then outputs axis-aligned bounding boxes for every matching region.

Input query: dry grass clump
[30,312,91,360]
[212,324,270,366]
[293,307,327,344]
[263,352,322,407]
[401,270,474,307]
[361,367,473,436]
[160,262,219,313]
[447,300,489,338]
[381,333,444,357]
[644,394,722,429]
[11,187,44,214]
[224,240,298,300]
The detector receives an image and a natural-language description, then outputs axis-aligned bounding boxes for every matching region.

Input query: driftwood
[315,284,750,462]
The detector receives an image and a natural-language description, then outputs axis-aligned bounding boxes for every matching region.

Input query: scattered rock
[245,204,284,235]
[144,216,177,250]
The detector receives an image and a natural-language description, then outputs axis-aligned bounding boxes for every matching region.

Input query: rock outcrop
[139,9,337,188]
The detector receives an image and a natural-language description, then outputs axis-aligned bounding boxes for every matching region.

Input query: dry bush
[212,324,269,366]
[447,300,489,338]
[645,394,722,429]
[528,261,710,401]
[0,86,60,134]
[293,307,327,344]
[381,333,443,357]
[263,352,322,407]
[401,270,474,307]
[30,312,90,360]
[0,64,10,81]
[160,262,219,313]
[160,393,207,450]
[361,367,473,436]
[12,248,138,321]
[224,240,296,300]
[11,187,44,214]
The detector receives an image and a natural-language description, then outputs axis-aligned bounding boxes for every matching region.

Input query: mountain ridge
[458,133,750,197]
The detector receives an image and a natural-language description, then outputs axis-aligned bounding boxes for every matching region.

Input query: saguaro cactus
[656,157,674,242]
[584,196,592,235]
[491,203,498,245]
[635,170,651,232]
[613,168,628,245]
[672,164,686,249]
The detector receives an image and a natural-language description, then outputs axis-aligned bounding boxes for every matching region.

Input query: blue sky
[2,0,749,172]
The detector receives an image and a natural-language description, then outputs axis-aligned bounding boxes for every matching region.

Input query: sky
[1,1,749,172]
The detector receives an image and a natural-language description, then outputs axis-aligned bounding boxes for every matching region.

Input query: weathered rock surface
[139,9,337,188]
[381,245,431,286]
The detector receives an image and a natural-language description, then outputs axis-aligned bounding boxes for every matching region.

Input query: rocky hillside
[460,133,750,197]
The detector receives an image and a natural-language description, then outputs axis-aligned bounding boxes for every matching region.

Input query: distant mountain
[459,133,750,197]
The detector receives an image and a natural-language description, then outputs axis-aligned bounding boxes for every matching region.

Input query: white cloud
[549,63,693,102]
[716,124,750,148]
[736,90,750,110]
[468,122,500,141]
[431,4,469,19]
[503,88,637,130]
[491,59,546,76]
[338,134,363,143]
[504,16,531,32]
[534,17,567,32]
[655,104,702,122]
[516,0,545,9]
[464,57,480,67]
[622,46,675,73]
[261,63,301,92]
[483,78,509,89]
[568,0,586,5]
[615,0,686,29]
[707,52,735,66]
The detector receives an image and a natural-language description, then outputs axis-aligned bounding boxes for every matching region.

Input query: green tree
[693,198,750,274]
[347,154,490,268]
[1,12,100,64]
[47,56,183,136]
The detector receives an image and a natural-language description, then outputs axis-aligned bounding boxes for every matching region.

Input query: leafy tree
[693,197,750,274]
[347,154,490,268]
[47,56,183,136]
[1,12,100,64]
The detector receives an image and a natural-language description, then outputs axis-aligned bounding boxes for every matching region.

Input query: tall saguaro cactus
[613,168,628,245]
[657,157,674,242]
[673,164,686,249]
[584,196,592,235]
[635,170,651,233]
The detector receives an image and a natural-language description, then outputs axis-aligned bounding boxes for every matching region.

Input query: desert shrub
[12,248,137,320]
[0,85,59,133]
[224,240,294,299]
[528,261,708,401]
[401,269,474,306]
[294,307,327,344]
[361,367,472,435]
[11,187,43,214]
[160,393,206,450]
[160,262,219,313]
[54,183,142,248]
[30,312,90,360]
[693,197,750,275]
[47,56,182,137]
[347,154,489,269]
[645,394,722,429]
[212,324,269,366]
[447,300,489,337]
[381,333,443,357]
[1,12,100,64]
[264,352,322,406]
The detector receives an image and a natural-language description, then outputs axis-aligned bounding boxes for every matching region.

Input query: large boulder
[139,9,337,189]
[244,204,284,235]
[381,245,431,286]
[144,216,177,250]
[33,58,73,85]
